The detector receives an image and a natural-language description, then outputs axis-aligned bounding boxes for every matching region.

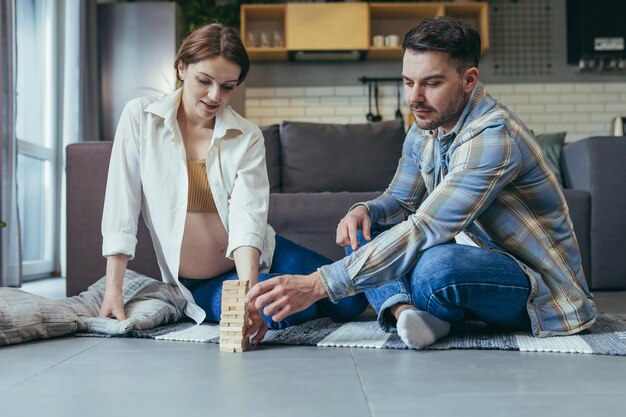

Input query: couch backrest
[277,120,405,193]
[260,124,281,193]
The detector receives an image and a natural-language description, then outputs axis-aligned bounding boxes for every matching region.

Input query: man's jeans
[346,228,531,332]
[181,235,368,330]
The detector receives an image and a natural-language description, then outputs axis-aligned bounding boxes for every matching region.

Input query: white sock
[397,308,451,349]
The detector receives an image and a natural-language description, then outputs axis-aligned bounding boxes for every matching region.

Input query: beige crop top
[186,159,217,213]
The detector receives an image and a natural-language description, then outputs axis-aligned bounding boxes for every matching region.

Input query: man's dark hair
[402,16,481,71]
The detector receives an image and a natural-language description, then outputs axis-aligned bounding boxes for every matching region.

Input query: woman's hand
[99,289,127,320]
[100,254,129,320]
[245,301,268,345]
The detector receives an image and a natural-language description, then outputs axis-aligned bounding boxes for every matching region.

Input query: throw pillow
[279,120,405,193]
[535,132,567,186]
[0,288,85,347]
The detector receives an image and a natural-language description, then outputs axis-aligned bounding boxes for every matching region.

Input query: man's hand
[336,205,371,250]
[246,272,329,322]
[246,302,268,345]
[99,290,127,320]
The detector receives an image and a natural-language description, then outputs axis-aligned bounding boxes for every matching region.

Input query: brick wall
[245,82,626,142]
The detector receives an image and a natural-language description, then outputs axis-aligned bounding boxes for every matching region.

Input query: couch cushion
[535,131,566,185]
[260,124,281,192]
[279,120,405,193]
[269,191,381,261]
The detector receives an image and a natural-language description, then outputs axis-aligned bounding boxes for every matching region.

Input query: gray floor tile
[1,339,371,417]
[0,337,104,391]
[352,349,626,417]
[593,291,626,313]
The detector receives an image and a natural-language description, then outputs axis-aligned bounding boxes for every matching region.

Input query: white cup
[385,34,400,48]
[372,35,384,47]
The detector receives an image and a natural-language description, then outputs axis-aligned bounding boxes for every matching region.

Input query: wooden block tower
[220,280,250,352]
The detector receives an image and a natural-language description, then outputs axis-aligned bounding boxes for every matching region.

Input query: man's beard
[410,86,468,131]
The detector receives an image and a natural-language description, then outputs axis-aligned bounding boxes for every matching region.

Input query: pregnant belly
[179,212,235,279]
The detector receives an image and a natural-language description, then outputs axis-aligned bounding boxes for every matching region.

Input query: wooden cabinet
[240,4,287,61]
[240,2,489,61]
[286,3,370,51]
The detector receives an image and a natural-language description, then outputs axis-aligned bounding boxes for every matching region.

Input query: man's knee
[412,244,466,284]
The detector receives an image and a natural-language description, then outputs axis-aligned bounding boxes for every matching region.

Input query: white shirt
[101,89,276,323]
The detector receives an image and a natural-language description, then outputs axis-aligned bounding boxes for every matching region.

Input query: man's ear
[463,67,479,93]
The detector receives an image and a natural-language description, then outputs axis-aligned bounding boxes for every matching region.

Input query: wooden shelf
[241,4,286,61]
[246,47,288,62]
[367,47,403,61]
[443,3,490,50]
[241,2,489,61]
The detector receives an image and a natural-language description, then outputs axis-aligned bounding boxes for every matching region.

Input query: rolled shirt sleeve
[101,100,143,259]
[225,129,270,259]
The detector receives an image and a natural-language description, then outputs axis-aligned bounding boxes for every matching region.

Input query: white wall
[245,82,626,142]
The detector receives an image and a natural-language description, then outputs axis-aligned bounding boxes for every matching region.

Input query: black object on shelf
[358,76,403,85]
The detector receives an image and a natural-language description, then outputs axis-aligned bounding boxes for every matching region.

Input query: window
[15,0,58,279]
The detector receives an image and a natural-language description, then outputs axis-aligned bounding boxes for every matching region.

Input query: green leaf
[0,220,6,228]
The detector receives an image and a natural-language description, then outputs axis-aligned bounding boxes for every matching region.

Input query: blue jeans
[180,235,368,329]
[346,228,531,332]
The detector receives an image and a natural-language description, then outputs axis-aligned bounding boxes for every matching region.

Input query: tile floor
[2,277,625,417]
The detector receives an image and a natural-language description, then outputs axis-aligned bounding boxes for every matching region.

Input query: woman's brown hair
[174,23,249,85]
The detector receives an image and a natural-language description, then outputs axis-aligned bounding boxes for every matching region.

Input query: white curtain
[0,0,22,287]
[59,0,101,276]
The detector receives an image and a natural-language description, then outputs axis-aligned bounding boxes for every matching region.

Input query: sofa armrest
[561,137,626,289]
[66,142,160,296]
[562,189,591,288]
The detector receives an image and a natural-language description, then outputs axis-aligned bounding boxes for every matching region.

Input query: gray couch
[65,121,624,296]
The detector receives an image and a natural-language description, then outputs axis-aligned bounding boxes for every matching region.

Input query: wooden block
[222,280,249,288]
[221,301,247,309]
[221,312,247,319]
[220,323,246,332]
[220,339,249,352]
[220,345,248,353]
[221,295,246,301]
[220,332,245,340]
[221,310,247,318]
[220,336,248,347]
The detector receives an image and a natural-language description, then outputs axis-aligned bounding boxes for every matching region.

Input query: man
[247,16,596,349]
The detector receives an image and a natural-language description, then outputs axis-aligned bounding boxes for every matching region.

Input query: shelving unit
[443,2,490,50]
[240,4,287,61]
[241,2,489,62]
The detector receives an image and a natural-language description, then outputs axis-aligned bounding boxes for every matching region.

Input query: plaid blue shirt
[319,83,596,337]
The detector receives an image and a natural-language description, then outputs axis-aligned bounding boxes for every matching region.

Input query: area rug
[77,312,626,356]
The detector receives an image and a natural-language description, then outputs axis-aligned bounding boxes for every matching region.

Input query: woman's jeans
[347,227,531,333]
[180,235,368,330]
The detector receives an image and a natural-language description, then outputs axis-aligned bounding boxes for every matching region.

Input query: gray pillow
[0,270,187,347]
[279,120,405,193]
[0,288,85,347]
[535,132,566,185]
